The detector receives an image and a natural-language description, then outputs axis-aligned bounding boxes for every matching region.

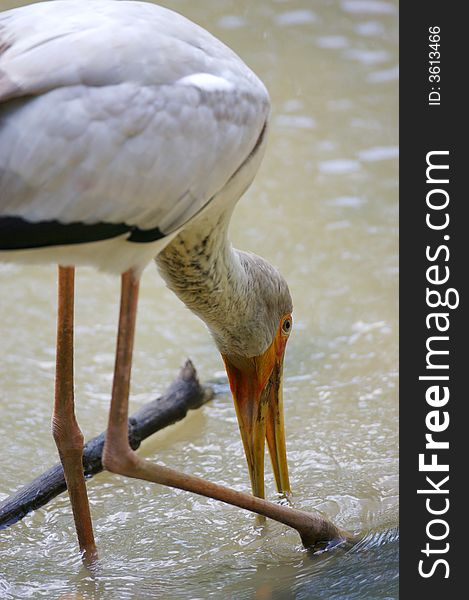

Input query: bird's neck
[156,202,247,336]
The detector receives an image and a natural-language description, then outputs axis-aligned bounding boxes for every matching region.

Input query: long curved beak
[222,342,291,499]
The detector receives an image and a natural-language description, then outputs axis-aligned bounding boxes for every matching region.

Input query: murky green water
[0,0,398,598]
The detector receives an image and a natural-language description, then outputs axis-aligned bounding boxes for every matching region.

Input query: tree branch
[0,360,212,529]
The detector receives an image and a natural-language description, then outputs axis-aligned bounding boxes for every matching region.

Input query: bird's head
[213,252,293,500]
[158,237,293,500]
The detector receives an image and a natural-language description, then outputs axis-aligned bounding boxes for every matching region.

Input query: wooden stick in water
[0,360,211,529]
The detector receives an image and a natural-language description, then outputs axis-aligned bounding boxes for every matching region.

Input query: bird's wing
[0,0,269,237]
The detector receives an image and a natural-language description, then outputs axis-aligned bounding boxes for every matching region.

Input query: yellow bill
[222,314,292,499]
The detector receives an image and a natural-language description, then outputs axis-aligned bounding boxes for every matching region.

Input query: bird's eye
[281,317,292,336]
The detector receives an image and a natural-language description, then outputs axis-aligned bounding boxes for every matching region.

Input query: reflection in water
[0,0,398,598]
[235,529,399,600]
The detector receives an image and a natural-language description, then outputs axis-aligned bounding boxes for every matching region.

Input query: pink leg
[102,270,350,549]
[52,266,97,564]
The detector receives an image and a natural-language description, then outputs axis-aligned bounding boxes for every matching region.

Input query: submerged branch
[0,360,212,529]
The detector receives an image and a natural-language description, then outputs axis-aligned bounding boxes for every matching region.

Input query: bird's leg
[52,266,97,564]
[102,271,351,550]
[103,269,141,469]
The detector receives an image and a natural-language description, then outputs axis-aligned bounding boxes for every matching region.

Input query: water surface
[0,0,398,598]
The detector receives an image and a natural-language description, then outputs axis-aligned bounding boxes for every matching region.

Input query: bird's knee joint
[102,447,140,477]
[52,417,84,452]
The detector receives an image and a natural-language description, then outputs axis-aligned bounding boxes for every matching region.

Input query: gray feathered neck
[156,211,292,358]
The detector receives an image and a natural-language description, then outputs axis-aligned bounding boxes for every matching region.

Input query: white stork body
[0,0,269,274]
[0,1,346,562]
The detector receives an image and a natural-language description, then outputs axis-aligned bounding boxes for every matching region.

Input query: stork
[0,0,345,562]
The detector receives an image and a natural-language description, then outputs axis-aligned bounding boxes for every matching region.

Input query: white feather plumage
[0,0,269,273]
